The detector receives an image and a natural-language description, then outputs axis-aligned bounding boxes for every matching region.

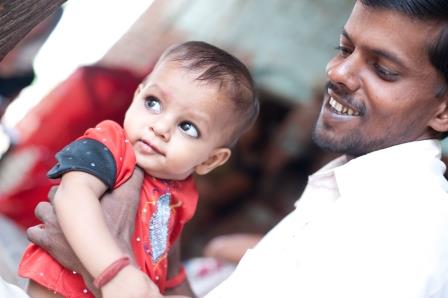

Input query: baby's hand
[101,265,162,298]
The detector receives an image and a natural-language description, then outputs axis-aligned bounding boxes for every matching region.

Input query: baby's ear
[195,148,231,175]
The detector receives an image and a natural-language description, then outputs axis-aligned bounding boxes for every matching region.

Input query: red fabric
[132,170,198,293]
[0,66,142,228]
[165,266,187,289]
[93,256,131,289]
[19,121,199,296]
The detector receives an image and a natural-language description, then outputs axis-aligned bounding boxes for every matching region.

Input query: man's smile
[328,96,360,116]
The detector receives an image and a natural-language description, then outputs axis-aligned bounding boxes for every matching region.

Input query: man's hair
[158,41,259,147]
[360,0,448,92]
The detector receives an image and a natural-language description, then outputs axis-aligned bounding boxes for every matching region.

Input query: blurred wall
[160,0,353,102]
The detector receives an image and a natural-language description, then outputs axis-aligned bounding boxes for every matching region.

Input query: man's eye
[373,63,399,81]
[334,45,352,57]
[145,96,161,113]
[179,121,199,138]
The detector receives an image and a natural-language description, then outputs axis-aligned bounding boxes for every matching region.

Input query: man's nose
[326,54,361,92]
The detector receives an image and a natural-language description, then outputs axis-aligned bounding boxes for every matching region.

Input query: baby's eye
[145,96,161,113]
[179,121,200,138]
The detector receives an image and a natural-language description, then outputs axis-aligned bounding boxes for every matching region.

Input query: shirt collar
[308,139,447,199]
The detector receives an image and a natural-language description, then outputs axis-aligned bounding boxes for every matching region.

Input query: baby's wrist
[94,255,131,289]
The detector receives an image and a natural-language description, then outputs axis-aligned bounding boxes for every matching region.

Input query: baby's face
[123,60,233,180]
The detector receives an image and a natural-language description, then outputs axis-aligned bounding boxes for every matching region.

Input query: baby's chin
[136,163,193,181]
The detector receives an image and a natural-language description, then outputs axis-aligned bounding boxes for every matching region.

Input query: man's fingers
[34,201,55,223]
[48,186,58,204]
[26,224,47,248]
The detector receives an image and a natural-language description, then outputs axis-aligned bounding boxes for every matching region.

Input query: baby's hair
[158,41,259,147]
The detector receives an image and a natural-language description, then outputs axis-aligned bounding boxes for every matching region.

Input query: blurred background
[0,0,356,296]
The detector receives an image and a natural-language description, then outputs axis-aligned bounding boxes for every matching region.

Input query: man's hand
[26,189,79,271]
[26,167,144,294]
[26,167,193,297]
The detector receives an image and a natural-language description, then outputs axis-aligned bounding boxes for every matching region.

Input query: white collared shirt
[207,140,448,298]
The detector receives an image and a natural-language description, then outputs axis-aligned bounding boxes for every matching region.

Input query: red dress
[19,120,199,297]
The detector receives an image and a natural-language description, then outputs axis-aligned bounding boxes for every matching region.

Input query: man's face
[313,2,447,157]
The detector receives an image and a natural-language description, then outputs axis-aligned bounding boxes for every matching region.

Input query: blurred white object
[0,275,28,298]
[185,257,236,297]
[0,215,28,289]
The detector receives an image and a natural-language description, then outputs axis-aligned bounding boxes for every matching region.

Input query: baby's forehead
[148,62,231,95]
[146,59,201,83]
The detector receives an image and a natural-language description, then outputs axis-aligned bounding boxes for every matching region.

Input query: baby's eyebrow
[146,83,170,99]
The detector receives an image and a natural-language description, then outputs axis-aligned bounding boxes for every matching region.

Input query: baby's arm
[53,171,153,297]
[53,171,123,277]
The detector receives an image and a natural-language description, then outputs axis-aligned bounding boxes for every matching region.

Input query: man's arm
[165,239,196,297]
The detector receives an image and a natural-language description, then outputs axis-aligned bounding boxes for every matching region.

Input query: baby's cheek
[174,156,198,175]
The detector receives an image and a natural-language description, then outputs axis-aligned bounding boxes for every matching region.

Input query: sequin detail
[149,193,171,263]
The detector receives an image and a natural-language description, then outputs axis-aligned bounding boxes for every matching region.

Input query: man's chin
[311,129,366,157]
[312,132,341,154]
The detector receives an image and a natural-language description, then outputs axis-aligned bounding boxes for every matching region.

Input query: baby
[19,41,259,297]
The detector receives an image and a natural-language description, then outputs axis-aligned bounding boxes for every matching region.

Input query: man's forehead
[347,2,442,40]
[343,2,440,66]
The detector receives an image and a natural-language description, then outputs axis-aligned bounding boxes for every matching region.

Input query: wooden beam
[0,0,67,61]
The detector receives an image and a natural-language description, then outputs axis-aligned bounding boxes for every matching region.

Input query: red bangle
[165,266,187,289]
[93,256,131,289]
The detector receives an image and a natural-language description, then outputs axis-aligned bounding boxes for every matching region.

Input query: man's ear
[195,148,231,176]
[429,96,448,133]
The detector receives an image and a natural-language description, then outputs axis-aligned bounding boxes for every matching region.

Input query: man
[27,0,448,297]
